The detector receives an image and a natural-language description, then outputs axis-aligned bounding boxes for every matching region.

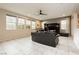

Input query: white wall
[72,13,79,49]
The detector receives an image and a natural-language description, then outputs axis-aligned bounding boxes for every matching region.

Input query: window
[25,20,31,29]
[17,18,25,29]
[42,22,46,29]
[31,21,36,29]
[60,20,67,30]
[6,15,16,30]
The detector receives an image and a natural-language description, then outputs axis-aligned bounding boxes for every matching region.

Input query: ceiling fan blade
[40,13,47,15]
[38,10,47,15]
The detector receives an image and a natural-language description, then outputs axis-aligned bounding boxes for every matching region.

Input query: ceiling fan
[39,10,47,15]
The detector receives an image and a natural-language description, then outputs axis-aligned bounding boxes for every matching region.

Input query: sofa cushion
[31,31,59,47]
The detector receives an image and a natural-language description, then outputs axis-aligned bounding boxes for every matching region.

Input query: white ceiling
[0,3,79,20]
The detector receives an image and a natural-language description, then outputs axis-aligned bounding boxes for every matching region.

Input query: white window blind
[31,21,36,29]
[6,15,16,30]
[18,18,25,29]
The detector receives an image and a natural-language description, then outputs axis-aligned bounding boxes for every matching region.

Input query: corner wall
[71,13,79,48]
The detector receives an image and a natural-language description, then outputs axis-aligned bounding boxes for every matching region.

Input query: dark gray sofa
[31,31,59,47]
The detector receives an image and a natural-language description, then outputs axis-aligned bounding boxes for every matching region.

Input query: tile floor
[0,36,78,55]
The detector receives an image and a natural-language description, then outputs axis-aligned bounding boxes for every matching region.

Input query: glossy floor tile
[0,36,78,55]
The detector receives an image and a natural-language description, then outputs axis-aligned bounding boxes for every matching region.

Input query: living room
[0,3,79,55]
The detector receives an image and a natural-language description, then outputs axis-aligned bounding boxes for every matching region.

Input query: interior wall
[42,17,70,34]
[71,13,79,49]
[0,9,32,42]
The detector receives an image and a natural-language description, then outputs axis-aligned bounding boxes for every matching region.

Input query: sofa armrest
[56,34,60,37]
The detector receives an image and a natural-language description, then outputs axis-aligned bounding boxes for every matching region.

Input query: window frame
[60,20,67,30]
[17,17,25,29]
[25,19,31,29]
[6,15,17,30]
[31,21,36,30]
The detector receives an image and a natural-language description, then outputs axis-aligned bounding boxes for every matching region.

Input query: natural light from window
[60,20,67,30]
[31,21,36,29]
[25,19,31,29]
[18,18,25,29]
[6,15,16,30]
